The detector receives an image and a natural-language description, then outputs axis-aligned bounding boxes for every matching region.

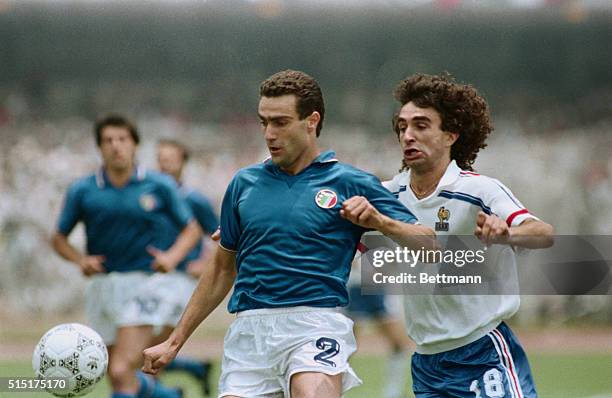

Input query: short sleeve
[57,182,83,235]
[219,176,241,251]
[188,192,219,234]
[361,174,418,225]
[487,179,539,227]
[161,179,193,228]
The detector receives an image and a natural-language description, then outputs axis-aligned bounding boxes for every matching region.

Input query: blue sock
[165,357,205,377]
[112,393,135,398]
[136,371,181,398]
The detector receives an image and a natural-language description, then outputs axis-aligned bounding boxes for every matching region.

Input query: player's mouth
[403,148,423,160]
[268,146,282,156]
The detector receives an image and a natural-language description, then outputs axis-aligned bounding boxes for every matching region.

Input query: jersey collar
[263,149,339,172]
[405,160,461,197]
[96,165,146,188]
[313,150,339,164]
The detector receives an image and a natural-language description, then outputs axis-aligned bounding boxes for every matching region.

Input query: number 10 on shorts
[470,368,505,397]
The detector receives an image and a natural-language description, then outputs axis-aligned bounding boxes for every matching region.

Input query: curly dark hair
[393,73,492,171]
[260,70,325,137]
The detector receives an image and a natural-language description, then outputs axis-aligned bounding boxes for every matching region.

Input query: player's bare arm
[51,232,106,276]
[475,211,554,248]
[142,244,236,375]
[148,220,202,272]
[341,196,436,249]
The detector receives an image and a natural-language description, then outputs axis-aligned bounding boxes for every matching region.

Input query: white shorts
[218,306,362,398]
[85,271,196,344]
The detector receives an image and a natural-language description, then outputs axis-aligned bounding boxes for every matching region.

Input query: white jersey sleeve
[482,177,539,227]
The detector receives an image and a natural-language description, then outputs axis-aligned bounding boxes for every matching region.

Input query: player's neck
[281,145,321,176]
[105,164,135,187]
[409,159,450,199]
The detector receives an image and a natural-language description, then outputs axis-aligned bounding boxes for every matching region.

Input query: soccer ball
[32,323,108,397]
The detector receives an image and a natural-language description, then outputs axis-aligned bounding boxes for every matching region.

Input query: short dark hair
[94,114,140,146]
[259,70,325,137]
[158,138,190,162]
[393,73,492,171]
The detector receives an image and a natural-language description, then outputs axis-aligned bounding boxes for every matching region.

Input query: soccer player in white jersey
[142,70,436,398]
[386,73,554,398]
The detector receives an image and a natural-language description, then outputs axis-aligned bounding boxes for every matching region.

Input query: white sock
[383,350,409,398]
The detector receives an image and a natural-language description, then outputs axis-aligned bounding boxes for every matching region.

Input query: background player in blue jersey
[51,115,202,398]
[142,70,435,398]
[345,254,412,398]
[387,74,554,398]
[156,138,220,395]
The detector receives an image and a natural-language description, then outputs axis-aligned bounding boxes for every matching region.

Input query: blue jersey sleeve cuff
[219,241,238,252]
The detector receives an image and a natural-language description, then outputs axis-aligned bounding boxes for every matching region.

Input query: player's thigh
[150,325,174,346]
[377,317,412,351]
[290,371,342,398]
[111,325,155,367]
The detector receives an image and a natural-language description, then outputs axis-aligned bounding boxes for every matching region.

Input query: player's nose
[264,126,278,141]
[400,127,417,143]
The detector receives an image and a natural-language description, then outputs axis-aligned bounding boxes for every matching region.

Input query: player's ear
[307,112,321,133]
[446,131,459,147]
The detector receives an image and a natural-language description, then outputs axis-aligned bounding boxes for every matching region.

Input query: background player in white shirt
[387,73,554,398]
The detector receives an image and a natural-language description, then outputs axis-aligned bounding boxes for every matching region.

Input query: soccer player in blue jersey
[156,138,219,395]
[386,73,554,398]
[51,115,202,398]
[142,70,435,398]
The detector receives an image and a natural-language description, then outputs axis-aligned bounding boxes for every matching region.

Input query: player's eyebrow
[258,114,293,122]
[410,116,432,123]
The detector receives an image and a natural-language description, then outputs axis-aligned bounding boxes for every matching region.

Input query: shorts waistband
[415,320,502,355]
[236,306,341,318]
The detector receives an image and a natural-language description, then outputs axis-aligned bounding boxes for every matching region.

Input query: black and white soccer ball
[32,323,108,397]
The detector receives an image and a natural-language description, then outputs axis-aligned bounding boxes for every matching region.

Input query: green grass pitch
[2,353,612,398]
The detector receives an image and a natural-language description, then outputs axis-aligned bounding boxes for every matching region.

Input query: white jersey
[384,160,537,354]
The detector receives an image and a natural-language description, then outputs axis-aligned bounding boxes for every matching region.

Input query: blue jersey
[57,167,194,273]
[220,150,418,313]
[181,186,219,234]
[177,185,219,263]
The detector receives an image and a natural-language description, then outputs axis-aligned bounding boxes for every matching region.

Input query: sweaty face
[396,102,457,172]
[158,144,184,181]
[258,95,313,172]
[99,126,137,172]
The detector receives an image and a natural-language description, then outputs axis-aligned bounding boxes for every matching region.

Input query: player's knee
[107,360,135,387]
[290,372,341,398]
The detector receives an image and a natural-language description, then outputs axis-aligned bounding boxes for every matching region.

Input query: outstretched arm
[142,244,236,375]
[341,196,436,250]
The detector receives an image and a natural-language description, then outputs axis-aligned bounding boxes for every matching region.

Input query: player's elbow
[50,232,67,251]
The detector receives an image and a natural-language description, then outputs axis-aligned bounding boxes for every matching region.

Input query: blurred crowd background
[1,0,611,324]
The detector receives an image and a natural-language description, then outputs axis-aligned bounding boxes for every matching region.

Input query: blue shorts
[412,322,537,398]
[345,286,387,318]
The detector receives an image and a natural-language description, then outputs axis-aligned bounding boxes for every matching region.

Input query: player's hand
[211,228,221,241]
[474,211,510,245]
[77,255,106,277]
[142,339,178,376]
[340,196,384,230]
[186,259,205,278]
[147,246,179,273]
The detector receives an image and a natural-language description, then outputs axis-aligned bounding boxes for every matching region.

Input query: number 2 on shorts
[313,337,340,367]
[470,368,505,397]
